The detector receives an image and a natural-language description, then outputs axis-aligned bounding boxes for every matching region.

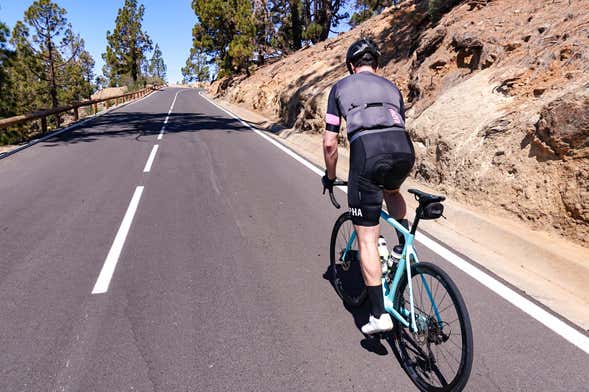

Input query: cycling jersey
[325,71,415,226]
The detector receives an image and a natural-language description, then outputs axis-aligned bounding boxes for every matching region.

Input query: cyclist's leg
[349,172,392,332]
[348,137,393,332]
[384,189,409,249]
[354,223,393,333]
[383,188,406,220]
[348,176,384,314]
[354,224,381,287]
[381,154,415,246]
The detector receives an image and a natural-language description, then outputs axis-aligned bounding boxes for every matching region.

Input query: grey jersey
[325,71,406,142]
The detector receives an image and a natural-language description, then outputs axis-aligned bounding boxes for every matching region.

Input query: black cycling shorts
[348,130,415,226]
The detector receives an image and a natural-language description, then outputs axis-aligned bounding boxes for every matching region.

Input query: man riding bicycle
[322,38,415,334]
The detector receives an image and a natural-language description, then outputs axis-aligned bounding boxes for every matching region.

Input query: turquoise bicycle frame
[342,209,442,333]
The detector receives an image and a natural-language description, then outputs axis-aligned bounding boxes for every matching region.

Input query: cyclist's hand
[322,172,336,194]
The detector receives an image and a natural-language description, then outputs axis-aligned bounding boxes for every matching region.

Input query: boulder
[534,86,589,159]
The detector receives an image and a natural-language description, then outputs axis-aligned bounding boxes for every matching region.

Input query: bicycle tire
[329,212,367,307]
[392,262,473,391]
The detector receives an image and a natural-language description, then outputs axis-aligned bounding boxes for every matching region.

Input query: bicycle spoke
[440,340,461,363]
[436,289,449,313]
[394,263,472,390]
[445,317,459,325]
[446,336,463,352]
[437,301,456,316]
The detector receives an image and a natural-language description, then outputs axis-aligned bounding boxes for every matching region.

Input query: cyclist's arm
[323,131,338,180]
[324,85,341,180]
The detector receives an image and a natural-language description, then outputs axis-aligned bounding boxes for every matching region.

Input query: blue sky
[1,0,196,83]
[1,1,354,84]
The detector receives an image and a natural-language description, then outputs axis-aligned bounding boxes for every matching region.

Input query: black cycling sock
[395,219,410,246]
[367,285,385,317]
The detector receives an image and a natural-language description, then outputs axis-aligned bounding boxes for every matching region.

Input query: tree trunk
[45,19,59,109]
[290,0,302,50]
[131,44,138,82]
[317,0,332,42]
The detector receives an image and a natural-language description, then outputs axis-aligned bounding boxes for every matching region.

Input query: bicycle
[326,181,473,391]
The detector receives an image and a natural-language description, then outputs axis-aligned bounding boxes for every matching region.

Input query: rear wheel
[393,262,473,391]
[329,212,367,307]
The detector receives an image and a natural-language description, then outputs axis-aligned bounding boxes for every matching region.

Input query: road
[0,87,587,391]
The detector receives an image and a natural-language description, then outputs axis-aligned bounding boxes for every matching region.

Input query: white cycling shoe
[361,313,394,335]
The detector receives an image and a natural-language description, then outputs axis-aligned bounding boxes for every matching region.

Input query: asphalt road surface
[1,88,587,392]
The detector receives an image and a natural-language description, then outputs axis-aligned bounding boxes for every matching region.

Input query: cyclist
[322,38,415,334]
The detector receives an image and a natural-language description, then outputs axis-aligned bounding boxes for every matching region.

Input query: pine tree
[349,0,391,27]
[268,0,349,50]
[253,0,274,62]
[103,0,152,86]
[267,0,303,51]
[78,50,95,98]
[148,43,167,82]
[191,0,256,76]
[181,48,210,83]
[302,0,349,43]
[10,0,84,109]
[0,20,16,117]
[60,36,94,103]
[8,22,43,115]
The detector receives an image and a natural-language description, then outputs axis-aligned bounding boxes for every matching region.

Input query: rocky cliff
[211,0,589,245]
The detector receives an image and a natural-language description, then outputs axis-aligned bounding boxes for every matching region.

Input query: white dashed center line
[143,145,159,173]
[92,186,144,294]
[158,90,180,141]
[92,90,182,294]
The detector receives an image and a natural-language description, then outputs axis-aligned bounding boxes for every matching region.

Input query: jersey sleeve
[325,85,341,133]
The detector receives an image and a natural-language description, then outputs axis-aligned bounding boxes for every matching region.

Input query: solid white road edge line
[198,91,589,355]
[92,186,144,294]
[415,233,589,354]
[143,145,159,173]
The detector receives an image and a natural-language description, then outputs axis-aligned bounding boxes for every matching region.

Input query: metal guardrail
[0,85,163,135]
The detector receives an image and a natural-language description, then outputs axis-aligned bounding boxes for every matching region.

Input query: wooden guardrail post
[93,103,98,115]
[73,107,79,121]
[41,116,47,134]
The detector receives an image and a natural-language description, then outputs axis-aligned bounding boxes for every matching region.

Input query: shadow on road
[39,110,250,147]
[323,263,391,356]
[322,262,412,363]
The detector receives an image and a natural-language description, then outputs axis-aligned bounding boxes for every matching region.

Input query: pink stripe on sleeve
[389,109,404,125]
[325,113,341,126]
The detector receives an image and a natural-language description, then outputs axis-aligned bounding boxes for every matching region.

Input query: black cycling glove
[322,171,336,194]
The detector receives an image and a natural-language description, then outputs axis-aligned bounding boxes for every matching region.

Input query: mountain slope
[212,0,589,244]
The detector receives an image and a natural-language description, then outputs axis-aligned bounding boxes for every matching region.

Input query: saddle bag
[421,202,444,220]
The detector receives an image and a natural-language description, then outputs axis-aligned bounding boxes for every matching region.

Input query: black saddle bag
[421,202,444,220]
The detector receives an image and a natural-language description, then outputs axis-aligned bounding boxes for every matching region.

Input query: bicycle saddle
[408,189,446,205]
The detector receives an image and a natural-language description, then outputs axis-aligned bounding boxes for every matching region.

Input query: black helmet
[345,38,381,74]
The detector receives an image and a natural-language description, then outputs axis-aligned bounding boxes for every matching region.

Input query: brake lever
[329,190,341,209]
